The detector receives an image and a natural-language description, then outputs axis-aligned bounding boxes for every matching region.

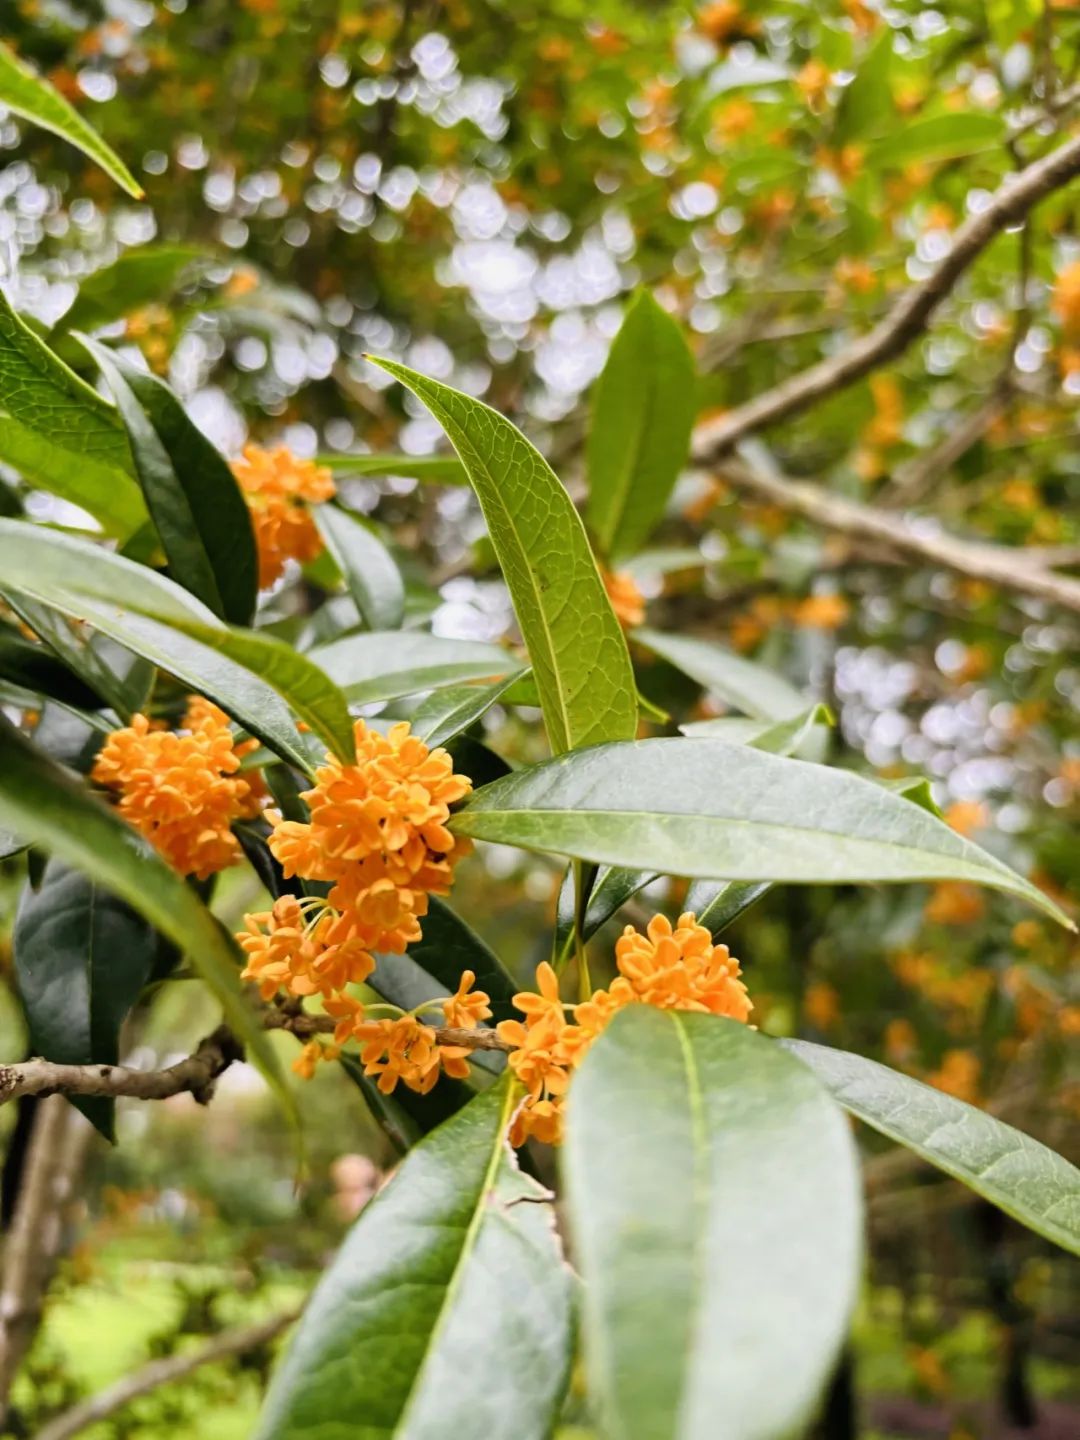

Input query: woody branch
[0,1013,512,1107]
[712,453,1080,615]
[690,129,1080,462]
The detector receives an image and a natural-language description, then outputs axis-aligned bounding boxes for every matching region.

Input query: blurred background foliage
[0,0,1078,1435]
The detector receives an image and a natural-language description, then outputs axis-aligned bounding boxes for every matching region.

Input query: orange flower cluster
[231,444,336,587]
[91,697,263,879]
[238,720,476,1084]
[284,972,492,1089]
[499,912,752,1146]
[602,567,646,630]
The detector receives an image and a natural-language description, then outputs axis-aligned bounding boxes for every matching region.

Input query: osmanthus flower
[601,567,646,630]
[268,720,471,893]
[313,973,493,1093]
[238,896,375,1002]
[501,913,753,1147]
[230,444,336,587]
[614,912,752,1021]
[91,696,264,880]
[442,969,493,1030]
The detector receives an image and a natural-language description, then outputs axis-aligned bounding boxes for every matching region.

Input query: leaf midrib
[444,418,573,753]
[451,805,1020,878]
[671,1013,709,1438]
[392,1079,517,1435]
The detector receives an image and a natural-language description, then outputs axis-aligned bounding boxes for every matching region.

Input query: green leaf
[555,862,654,955]
[398,896,517,1023]
[834,28,894,144]
[0,42,142,198]
[314,503,405,631]
[875,773,942,815]
[0,290,134,475]
[586,290,696,562]
[680,703,832,754]
[3,592,153,722]
[785,1041,1080,1257]
[685,878,773,937]
[637,628,806,721]
[311,629,523,707]
[0,623,102,710]
[0,520,350,769]
[58,246,203,334]
[256,1080,572,1440]
[564,1009,862,1440]
[410,672,523,748]
[368,357,638,753]
[0,416,145,538]
[871,112,1004,169]
[14,862,160,1138]
[0,717,291,1118]
[451,738,1072,926]
[317,453,467,484]
[77,339,257,626]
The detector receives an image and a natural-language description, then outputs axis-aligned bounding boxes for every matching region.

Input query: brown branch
[715,454,1080,614]
[0,1027,245,1109]
[0,1099,93,1420]
[691,131,1080,462]
[0,1014,513,1109]
[32,1308,301,1440]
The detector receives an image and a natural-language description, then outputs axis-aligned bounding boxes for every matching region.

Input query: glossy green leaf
[58,246,203,334]
[368,357,637,753]
[0,717,290,1116]
[871,112,1004,168]
[0,520,350,769]
[586,290,696,562]
[314,503,405,630]
[637,628,806,721]
[311,628,522,706]
[785,1041,1080,1257]
[257,1079,572,1440]
[680,703,831,753]
[451,738,1071,926]
[0,42,142,198]
[564,1009,862,1440]
[14,862,160,1138]
[318,453,467,484]
[0,623,102,710]
[396,895,517,1023]
[0,290,133,475]
[410,672,523,748]
[555,862,654,955]
[0,416,145,537]
[3,592,153,721]
[685,878,773,937]
[78,338,257,625]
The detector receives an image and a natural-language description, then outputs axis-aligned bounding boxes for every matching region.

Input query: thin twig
[691,131,1080,462]
[714,453,1080,614]
[31,1308,301,1440]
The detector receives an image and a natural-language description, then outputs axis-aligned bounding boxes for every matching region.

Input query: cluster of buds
[91,697,264,879]
[499,912,752,1146]
[238,720,477,1086]
[231,444,336,587]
